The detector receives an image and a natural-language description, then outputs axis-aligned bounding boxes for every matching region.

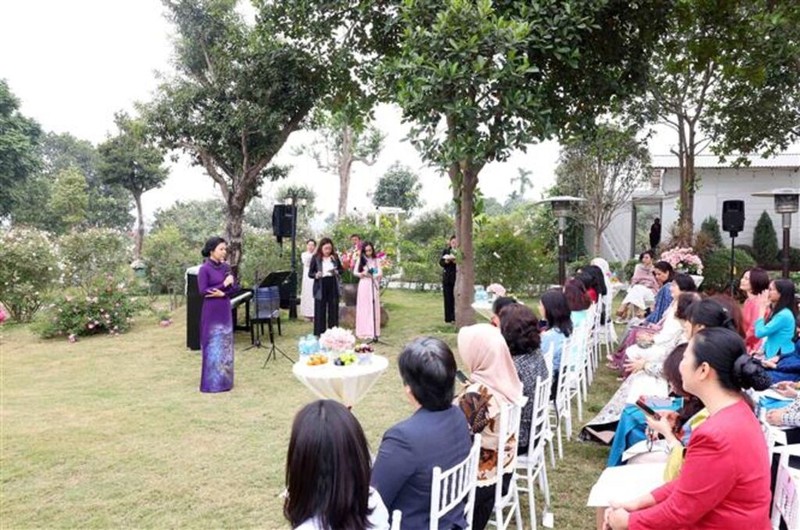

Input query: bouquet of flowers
[376,251,393,276]
[319,326,356,352]
[660,247,704,275]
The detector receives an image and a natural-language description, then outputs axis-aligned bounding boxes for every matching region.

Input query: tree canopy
[0,79,42,219]
[372,162,422,212]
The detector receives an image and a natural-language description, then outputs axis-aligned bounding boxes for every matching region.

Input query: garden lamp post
[538,196,585,285]
[752,188,799,279]
[284,194,308,319]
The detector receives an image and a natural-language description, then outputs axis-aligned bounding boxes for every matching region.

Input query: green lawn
[1,290,619,529]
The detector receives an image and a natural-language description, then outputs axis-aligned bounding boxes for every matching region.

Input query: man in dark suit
[440,235,458,323]
[372,337,472,530]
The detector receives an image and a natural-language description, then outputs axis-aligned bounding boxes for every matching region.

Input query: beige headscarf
[457,323,524,406]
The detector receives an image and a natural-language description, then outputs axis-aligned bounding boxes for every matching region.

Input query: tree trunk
[455,165,478,329]
[337,125,354,218]
[676,117,696,246]
[593,228,602,257]
[133,192,144,260]
[226,201,245,277]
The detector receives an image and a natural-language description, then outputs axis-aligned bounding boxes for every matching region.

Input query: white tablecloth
[292,355,389,407]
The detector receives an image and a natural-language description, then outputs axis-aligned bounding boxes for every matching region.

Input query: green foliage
[0,228,59,322]
[404,209,454,245]
[623,258,639,282]
[237,225,292,288]
[34,278,142,338]
[0,79,42,219]
[49,167,89,230]
[58,229,133,289]
[474,217,540,292]
[142,225,197,305]
[700,216,725,248]
[736,244,755,260]
[151,199,226,251]
[372,162,422,212]
[753,211,780,268]
[702,248,756,294]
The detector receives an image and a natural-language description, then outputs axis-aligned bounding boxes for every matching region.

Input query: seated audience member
[644,261,675,325]
[490,296,518,327]
[577,269,600,304]
[755,279,799,360]
[762,316,800,384]
[455,324,525,530]
[616,251,659,322]
[538,289,573,396]
[581,293,698,444]
[765,380,800,428]
[498,303,549,455]
[603,328,772,530]
[564,278,592,328]
[372,337,472,530]
[739,267,770,353]
[285,400,389,530]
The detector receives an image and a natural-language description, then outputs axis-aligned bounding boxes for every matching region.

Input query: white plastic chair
[540,344,556,468]
[550,335,574,460]
[564,328,588,421]
[489,401,525,530]
[429,434,482,530]
[516,377,554,529]
[390,510,402,530]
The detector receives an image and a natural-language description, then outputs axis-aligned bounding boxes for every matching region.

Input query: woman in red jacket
[604,327,772,530]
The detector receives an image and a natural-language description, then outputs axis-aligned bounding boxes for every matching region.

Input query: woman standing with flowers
[198,236,238,393]
[355,242,382,340]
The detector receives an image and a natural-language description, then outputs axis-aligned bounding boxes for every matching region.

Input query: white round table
[292,355,390,407]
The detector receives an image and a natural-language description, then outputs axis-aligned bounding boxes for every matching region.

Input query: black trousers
[443,281,455,323]
[313,277,339,336]
[472,473,512,530]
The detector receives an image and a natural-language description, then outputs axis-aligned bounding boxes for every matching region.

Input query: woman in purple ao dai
[198,237,238,393]
[355,242,382,340]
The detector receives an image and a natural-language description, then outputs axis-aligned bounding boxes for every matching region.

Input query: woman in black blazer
[308,237,344,336]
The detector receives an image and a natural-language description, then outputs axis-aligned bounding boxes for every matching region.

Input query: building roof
[651,153,800,169]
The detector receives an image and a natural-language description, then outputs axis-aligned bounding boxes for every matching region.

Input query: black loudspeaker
[722,200,745,235]
[272,205,295,238]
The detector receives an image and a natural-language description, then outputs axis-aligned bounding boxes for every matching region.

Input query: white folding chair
[517,377,555,529]
[771,444,800,530]
[540,344,556,468]
[564,329,587,421]
[390,510,402,530]
[489,401,525,530]
[430,434,482,530]
[550,336,574,460]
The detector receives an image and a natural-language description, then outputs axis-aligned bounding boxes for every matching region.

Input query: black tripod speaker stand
[243,284,293,366]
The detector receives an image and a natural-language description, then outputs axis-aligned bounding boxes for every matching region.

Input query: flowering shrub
[660,247,704,275]
[0,228,60,322]
[319,327,356,352]
[58,228,132,289]
[34,276,143,339]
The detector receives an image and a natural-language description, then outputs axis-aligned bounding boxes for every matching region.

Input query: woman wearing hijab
[455,324,525,530]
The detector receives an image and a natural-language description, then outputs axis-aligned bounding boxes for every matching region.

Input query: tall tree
[555,125,650,256]
[379,0,671,327]
[98,112,168,260]
[625,0,800,243]
[145,0,357,271]
[372,162,422,212]
[49,167,88,228]
[298,107,384,218]
[0,79,41,219]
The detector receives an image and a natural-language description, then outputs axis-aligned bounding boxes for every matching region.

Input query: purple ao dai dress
[198,259,237,393]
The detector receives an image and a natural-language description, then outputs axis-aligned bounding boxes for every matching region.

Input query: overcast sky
[4,0,777,227]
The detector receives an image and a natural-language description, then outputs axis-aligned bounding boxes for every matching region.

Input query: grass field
[1,289,620,529]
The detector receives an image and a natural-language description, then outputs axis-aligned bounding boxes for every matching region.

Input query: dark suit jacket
[372,405,472,530]
[439,246,457,284]
[307,255,343,300]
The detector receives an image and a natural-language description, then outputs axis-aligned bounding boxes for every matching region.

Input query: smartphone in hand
[635,396,661,421]
[456,370,468,384]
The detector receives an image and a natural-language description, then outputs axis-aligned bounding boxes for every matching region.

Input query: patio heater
[752,188,800,279]
[538,196,585,285]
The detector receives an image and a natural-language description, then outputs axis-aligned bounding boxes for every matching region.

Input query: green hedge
[702,248,756,293]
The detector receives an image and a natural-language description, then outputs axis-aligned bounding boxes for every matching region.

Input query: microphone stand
[368,267,391,346]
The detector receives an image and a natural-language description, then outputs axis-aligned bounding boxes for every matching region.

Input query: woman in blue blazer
[756,279,798,360]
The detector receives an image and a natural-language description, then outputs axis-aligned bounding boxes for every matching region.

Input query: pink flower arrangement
[660,247,704,275]
[319,327,356,352]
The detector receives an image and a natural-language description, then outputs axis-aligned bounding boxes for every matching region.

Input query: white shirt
[294,488,390,530]
[321,257,336,277]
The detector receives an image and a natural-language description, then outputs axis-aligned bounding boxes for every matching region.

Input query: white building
[589,153,800,262]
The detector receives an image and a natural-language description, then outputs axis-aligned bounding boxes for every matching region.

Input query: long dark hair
[541,289,573,338]
[357,241,376,273]
[284,400,373,530]
[690,328,771,392]
[767,280,799,339]
[201,236,226,258]
[672,273,696,293]
[315,237,338,260]
[564,278,591,311]
[499,303,542,356]
[584,265,608,296]
[653,261,675,283]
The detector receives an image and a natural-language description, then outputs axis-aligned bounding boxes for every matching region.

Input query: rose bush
[0,228,60,322]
